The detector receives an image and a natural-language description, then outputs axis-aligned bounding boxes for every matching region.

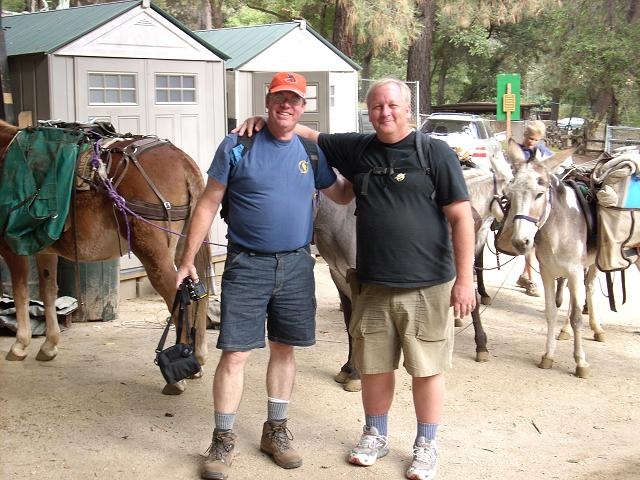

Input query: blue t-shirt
[208,129,336,252]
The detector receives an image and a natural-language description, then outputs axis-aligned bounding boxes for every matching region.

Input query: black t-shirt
[318,131,469,287]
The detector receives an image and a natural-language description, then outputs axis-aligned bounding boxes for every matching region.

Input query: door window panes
[88,73,137,104]
[155,74,197,103]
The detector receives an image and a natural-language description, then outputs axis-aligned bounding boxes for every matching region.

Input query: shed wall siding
[328,71,358,133]
[240,29,354,72]
[9,55,51,122]
[49,56,77,122]
[55,7,220,61]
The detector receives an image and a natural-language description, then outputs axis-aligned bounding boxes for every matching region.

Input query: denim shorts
[217,244,317,351]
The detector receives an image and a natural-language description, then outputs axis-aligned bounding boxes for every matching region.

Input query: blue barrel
[57,258,119,322]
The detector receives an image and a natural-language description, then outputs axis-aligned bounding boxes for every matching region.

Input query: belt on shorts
[228,242,310,256]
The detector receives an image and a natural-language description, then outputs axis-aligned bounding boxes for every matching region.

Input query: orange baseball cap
[269,72,306,98]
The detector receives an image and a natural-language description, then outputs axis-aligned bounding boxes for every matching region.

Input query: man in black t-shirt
[238,78,476,480]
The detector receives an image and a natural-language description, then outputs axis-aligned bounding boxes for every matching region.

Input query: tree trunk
[199,0,212,30]
[332,0,354,58]
[359,49,374,102]
[436,55,449,106]
[550,90,561,121]
[628,0,640,23]
[406,0,435,116]
[210,0,224,28]
[591,86,615,127]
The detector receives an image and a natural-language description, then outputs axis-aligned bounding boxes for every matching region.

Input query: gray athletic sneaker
[347,425,390,466]
[406,437,438,480]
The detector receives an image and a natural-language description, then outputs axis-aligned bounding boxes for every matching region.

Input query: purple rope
[90,140,227,251]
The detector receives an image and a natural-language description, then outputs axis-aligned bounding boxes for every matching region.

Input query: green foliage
[23,0,638,127]
[2,0,27,12]
[224,5,277,26]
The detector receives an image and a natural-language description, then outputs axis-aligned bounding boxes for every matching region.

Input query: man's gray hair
[365,78,412,107]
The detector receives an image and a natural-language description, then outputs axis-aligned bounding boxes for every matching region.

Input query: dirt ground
[1,251,640,480]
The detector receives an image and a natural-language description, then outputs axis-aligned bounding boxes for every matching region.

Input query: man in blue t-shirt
[176,72,353,480]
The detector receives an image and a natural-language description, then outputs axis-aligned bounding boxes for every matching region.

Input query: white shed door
[75,57,208,163]
[75,57,211,271]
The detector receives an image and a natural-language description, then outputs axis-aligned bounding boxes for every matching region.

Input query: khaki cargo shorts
[347,270,454,377]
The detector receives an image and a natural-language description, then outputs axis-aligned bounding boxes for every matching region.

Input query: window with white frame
[88,73,136,104]
[305,84,318,112]
[155,74,196,103]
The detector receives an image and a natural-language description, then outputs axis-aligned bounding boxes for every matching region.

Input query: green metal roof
[196,22,360,71]
[2,0,228,59]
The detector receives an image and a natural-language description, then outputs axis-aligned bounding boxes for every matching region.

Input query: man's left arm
[443,200,477,318]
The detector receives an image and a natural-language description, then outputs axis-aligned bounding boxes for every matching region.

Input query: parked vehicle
[557,117,585,131]
[420,113,504,170]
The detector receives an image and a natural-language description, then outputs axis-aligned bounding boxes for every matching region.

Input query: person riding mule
[495,139,640,378]
[0,120,211,395]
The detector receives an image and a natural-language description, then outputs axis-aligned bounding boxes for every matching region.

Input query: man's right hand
[232,116,266,136]
[175,265,198,290]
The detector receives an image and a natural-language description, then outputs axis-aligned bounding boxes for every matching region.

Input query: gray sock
[365,414,388,437]
[214,411,236,432]
[267,397,289,422]
[417,422,438,443]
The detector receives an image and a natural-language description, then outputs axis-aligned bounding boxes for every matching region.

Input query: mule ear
[543,147,574,173]
[490,150,514,183]
[506,138,526,172]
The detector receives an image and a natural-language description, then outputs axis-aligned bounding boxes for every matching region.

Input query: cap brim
[269,86,306,98]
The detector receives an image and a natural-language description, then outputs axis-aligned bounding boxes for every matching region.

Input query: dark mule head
[498,139,574,255]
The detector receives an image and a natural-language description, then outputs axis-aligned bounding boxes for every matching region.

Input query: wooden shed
[196,20,361,134]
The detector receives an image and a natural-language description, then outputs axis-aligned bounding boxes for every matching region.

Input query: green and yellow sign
[496,73,521,121]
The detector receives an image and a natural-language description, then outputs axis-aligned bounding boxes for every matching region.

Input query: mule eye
[535,192,544,200]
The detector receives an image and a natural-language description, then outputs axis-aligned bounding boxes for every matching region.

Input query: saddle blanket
[0,127,88,255]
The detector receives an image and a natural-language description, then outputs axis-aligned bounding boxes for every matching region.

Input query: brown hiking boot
[201,430,236,480]
[517,275,540,297]
[260,419,303,469]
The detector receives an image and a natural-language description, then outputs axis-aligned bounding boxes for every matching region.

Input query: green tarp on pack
[0,127,88,255]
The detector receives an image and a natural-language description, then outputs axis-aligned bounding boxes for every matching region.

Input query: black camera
[184,277,208,301]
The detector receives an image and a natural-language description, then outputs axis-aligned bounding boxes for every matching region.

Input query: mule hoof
[35,348,57,361]
[454,318,463,327]
[575,366,590,378]
[593,332,606,343]
[480,295,491,306]
[6,349,27,361]
[475,351,489,363]
[557,331,571,341]
[334,370,350,384]
[343,379,361,392]
[189,368,204,380]
[162,380,186,395]
[538,357,554,369]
